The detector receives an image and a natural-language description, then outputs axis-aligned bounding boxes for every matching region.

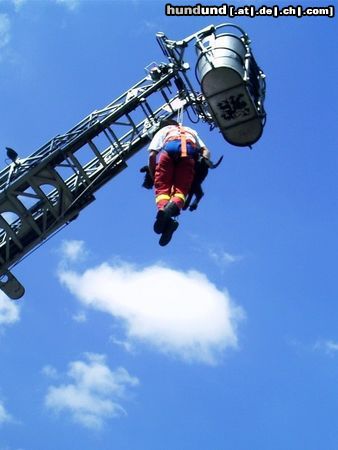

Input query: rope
[177,105,184,125]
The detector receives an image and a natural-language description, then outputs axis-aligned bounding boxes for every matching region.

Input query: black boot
[153,209,170,234]
[153,202,180,235]
[159,218,179,247]
[163,201,180,218]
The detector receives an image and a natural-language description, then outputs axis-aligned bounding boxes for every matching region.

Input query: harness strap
[179,125,188,157]
[164,136,196,147]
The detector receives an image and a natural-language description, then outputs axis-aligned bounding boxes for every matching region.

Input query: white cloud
[58,259,245,364]
[12,0,27,11]
[0,401,12,425]
[314,339,338,356]
[110,336,134,354]
[72,311,87,323]
[326,341,338,353]
[208,247,243,268]
[42,365,59,379]
[143,21,158,31]
[189,236,243,271]
[60,240,87,263]
[55,0,80,11]
[44,353,139,429]
[0,14,10,49]
[0,292,20,327]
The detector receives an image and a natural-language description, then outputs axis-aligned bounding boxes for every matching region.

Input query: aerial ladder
[0,23,266,300]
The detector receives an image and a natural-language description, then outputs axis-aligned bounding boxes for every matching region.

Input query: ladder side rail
[0,68,179,191]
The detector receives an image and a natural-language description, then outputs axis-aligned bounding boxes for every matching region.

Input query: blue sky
[0,1,337,449]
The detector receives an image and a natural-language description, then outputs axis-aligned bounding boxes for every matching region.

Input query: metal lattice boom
[0,23,266,299]
[0,64,198,298]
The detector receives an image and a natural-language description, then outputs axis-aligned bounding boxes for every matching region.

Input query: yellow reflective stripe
[173,193,186,201]
[156,194,171,203]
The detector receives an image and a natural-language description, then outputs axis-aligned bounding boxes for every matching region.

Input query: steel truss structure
[0,23,266,299]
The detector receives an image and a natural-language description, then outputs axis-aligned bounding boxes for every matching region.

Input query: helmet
[158,118,179,130]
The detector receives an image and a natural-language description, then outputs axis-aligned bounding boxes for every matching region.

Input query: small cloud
[58,259,245,365]
[208,247,243,268]
[314,339,338,356]
[110,336,135,354]
[55,0,80,11]
[189,235,243,271]
[0,292,20,328]
[143,21,158,31]
[0,401,13,426]
[72,311,87,323]
[12,0,27,11]
[60,240,87,264]
[0,14,10,50]
[42,365,59,379]
[44,353,139,429]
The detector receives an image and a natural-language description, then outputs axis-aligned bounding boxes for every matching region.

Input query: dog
[183,155,223,211]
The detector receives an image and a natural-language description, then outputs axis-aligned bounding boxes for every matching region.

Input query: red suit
[149,124,206,212]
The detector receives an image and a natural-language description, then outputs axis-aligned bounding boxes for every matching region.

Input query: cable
[186,106,200,124]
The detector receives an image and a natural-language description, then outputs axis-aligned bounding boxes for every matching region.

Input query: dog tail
[210,155,224,169]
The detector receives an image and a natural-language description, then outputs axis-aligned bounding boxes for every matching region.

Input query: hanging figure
[147,118,211,246]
